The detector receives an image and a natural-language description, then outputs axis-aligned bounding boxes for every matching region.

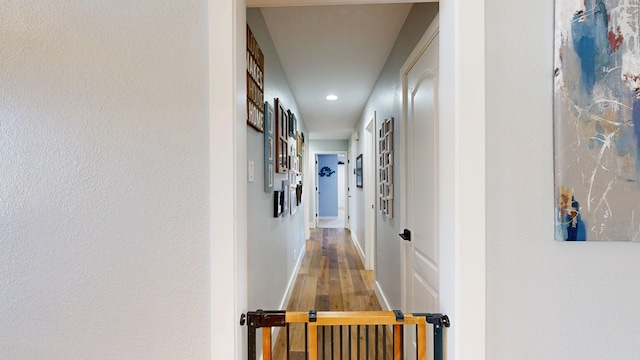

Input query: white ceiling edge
[247,0,436,8]
[309,130,353,140]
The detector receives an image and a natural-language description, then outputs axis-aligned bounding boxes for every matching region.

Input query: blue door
[317,154,338,217]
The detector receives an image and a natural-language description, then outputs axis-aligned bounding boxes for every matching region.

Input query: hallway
[285,228,382,312]
[271,227,385,358]
[316,208,346,229]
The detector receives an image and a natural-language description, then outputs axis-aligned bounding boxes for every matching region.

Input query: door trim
[313,151,348,228]
[364,115,377,271]
[400,14,439,312]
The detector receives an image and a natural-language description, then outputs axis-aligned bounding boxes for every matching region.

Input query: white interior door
[364,117,376,271]
[402,22,439,359]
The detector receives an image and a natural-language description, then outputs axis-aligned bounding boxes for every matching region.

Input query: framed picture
[273,190,283,217]
[289,136,297,174]
[288,110,297,139]
[356,154,363,188]
[264,101,275,192]
[290,187,297,215]
[554,0,640,241]
[296,184,303,206]
[281,179,289,217]
[275,98,289,173]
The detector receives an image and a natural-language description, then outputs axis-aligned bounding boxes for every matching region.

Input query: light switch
[248,160,255,182]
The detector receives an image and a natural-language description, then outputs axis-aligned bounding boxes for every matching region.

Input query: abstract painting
[554,0,640,241]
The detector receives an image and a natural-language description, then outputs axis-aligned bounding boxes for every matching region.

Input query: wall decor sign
[264,101,275,192]
[275,98,289,173]
[356,154,363,188]
[378,117,394,218]
[554,0,640,241]
[319,166,335,177]
[246,25,264,132]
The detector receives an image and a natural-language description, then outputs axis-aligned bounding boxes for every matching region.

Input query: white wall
[352,3,439,310]
[1,1,210,358]
[486,0,640,358]
[246,9,308,312]
[337,162,345,209]
[211,0,249,357]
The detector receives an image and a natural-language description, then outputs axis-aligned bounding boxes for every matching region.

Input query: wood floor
[271,227,390,359]
[287,227,382,312]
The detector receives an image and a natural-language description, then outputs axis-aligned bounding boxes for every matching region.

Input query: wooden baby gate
[240,310,450,360]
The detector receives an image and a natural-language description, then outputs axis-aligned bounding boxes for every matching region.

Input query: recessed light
[326,95,338,101]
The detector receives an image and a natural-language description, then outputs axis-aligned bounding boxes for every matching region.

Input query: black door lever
[399,229,411,241]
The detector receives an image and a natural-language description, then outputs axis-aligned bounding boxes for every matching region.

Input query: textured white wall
[0,1,210,358]
[486,0,640,358]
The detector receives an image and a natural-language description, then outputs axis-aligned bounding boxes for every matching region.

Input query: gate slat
[262,327,271,360]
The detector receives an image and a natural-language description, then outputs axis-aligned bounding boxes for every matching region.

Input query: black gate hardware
[413,313,451,360]
[393,309,404,322]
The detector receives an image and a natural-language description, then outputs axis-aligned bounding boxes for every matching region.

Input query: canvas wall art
[554,0,640,241]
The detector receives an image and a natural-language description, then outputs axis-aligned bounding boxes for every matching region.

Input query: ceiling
[260,4,413,140]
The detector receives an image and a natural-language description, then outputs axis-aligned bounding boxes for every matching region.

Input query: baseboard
[263,244,306,360]
[350,232,366,266]
[278,243,306,310]
[374,280,391,311]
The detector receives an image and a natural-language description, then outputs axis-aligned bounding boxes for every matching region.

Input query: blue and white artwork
[554,0,640,241]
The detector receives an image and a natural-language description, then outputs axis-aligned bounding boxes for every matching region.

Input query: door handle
[399,229,411,241]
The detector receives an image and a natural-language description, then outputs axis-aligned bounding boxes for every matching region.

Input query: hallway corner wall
[352,3,439,310]
[1,1,210,358]
[486,0,640,358]
[246,9,308,313]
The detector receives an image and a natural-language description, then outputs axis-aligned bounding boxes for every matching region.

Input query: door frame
[364,115,377,271]
[400,15,440,313]
[314,151,348,228]
[219,1,486,358]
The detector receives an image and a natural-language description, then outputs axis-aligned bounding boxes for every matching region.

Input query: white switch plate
[248,160,255,182]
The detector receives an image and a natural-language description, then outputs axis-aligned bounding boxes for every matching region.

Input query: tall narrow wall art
[264,101,275,192]
[379,117,394,218]
[275,98,289,174]
[554,0,640,241]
